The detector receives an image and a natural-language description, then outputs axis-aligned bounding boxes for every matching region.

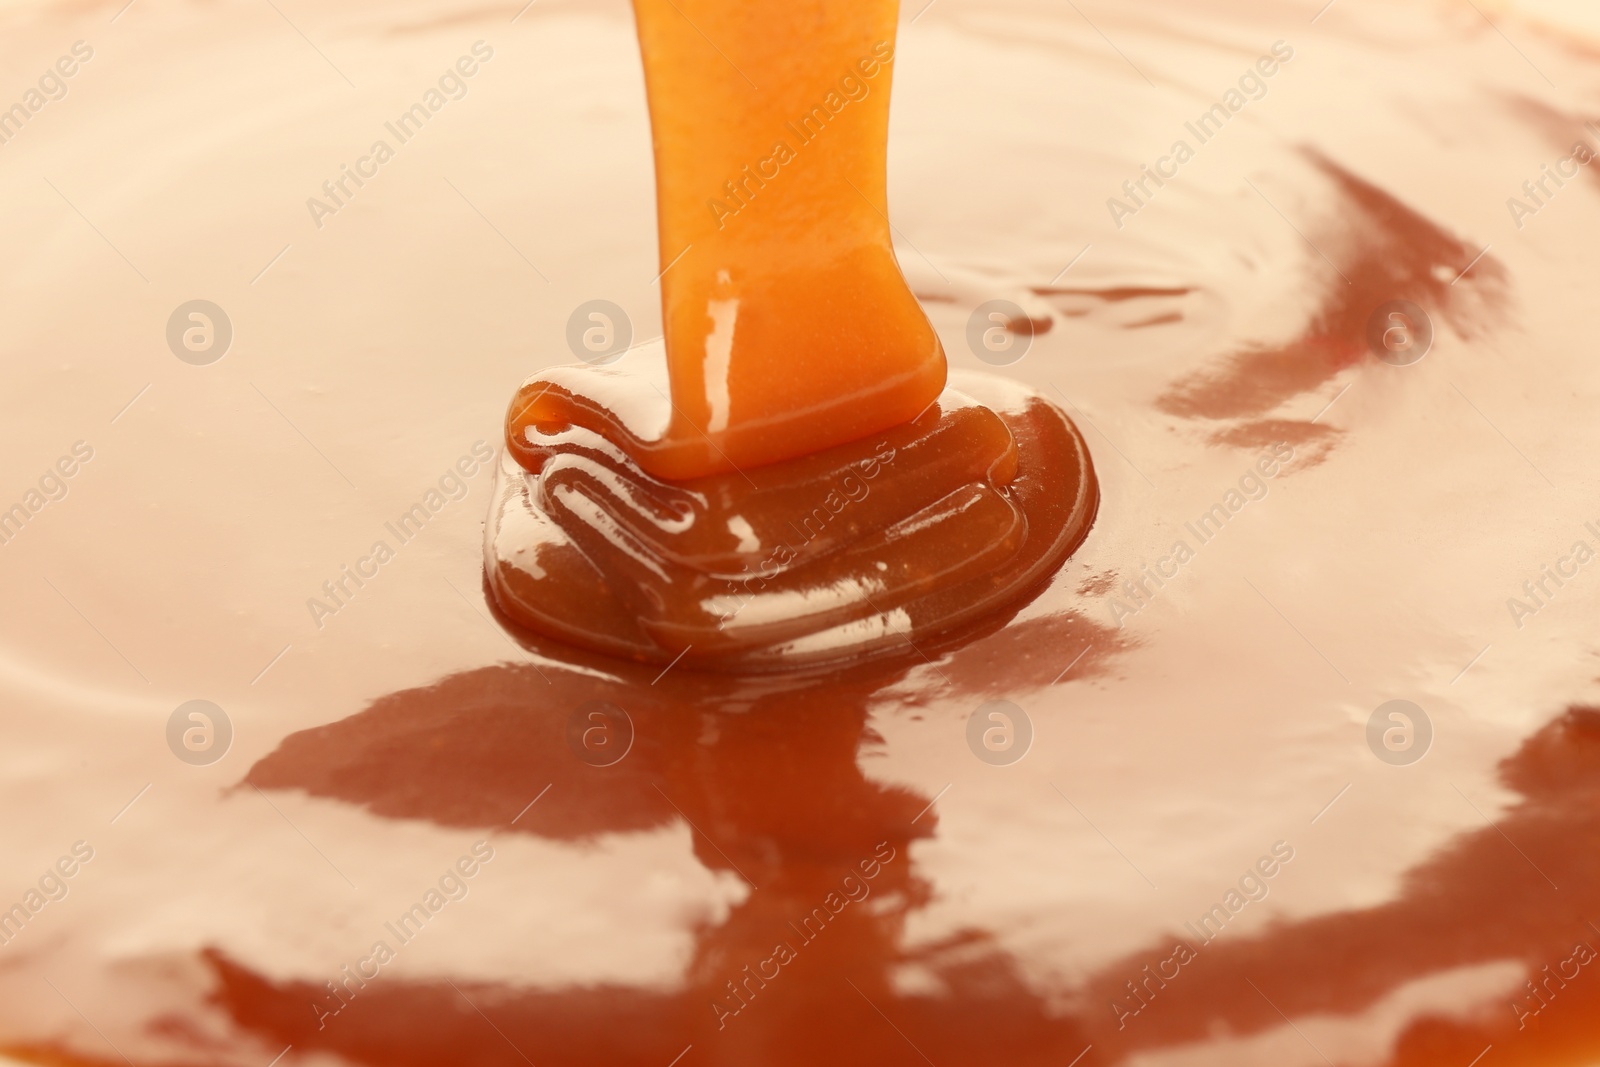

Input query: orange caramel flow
[512,0,946,481]
[493,0,1099,666]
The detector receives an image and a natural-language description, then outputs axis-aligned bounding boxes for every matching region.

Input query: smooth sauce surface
[2,0,1600,1066]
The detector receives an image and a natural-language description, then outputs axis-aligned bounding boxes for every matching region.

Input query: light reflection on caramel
[169,674,1600,1067]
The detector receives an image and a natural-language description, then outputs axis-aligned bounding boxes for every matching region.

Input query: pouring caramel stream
[492,0,1097,667]
[514,1,944,479]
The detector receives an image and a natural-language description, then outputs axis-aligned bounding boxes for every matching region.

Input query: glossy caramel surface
[498,0,1092,664]
[532,0,946,480]
[2,0,1600,1065]
[493,369,1096,667]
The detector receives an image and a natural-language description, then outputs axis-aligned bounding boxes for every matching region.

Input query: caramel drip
[515,0,945,481]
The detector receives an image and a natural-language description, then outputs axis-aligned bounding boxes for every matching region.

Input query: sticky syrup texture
[6,0,1600,1065]
[491,372,1097,668]
[513,0,946,481]
[494,0,1097,666]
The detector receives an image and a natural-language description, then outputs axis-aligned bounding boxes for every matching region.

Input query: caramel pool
[2,0,1599,1064]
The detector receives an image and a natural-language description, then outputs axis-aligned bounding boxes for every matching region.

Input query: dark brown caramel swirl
[487,370,1097,670]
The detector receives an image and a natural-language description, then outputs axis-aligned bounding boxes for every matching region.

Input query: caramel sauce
[491,369,1095,667]
[4,1,1599,1066]
[525,1,945,480]
[490,0,1097,667]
